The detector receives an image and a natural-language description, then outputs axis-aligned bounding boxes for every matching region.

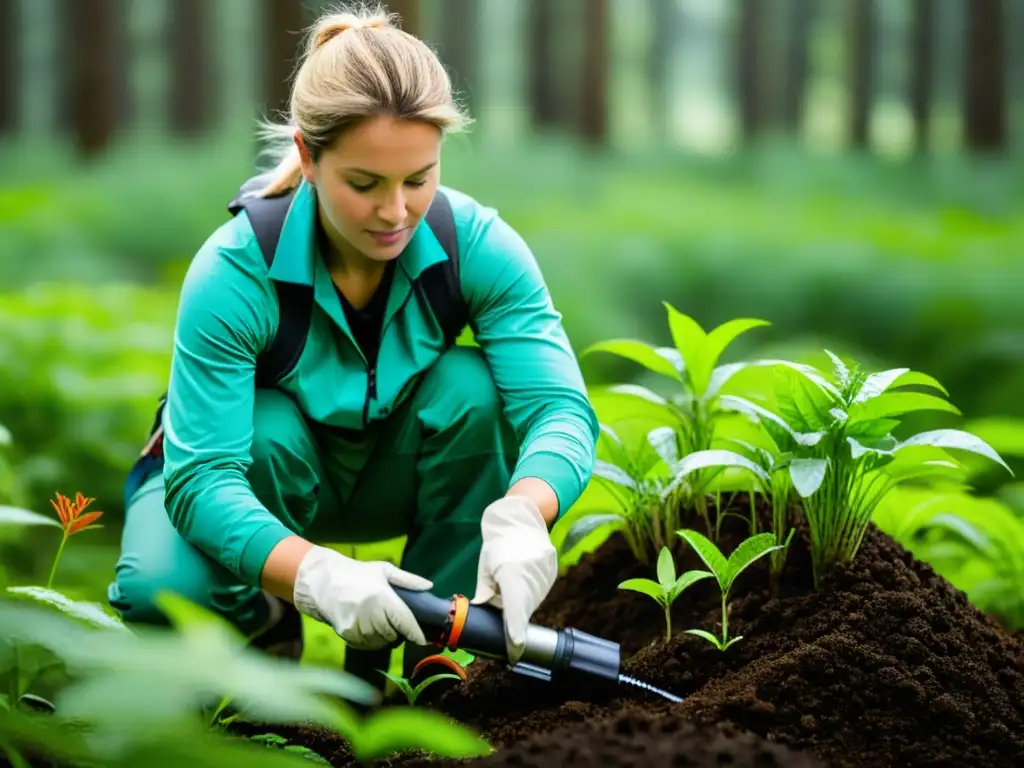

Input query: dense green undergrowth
[1,295,1022,766]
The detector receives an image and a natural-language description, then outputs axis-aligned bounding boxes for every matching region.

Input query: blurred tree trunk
[528,0,569,130]
[388,0,422,37]
[647,0,681,142]
[963,0,1006,153]
[736,0,766,141]
[847,0,874,149]
[263,0,308,121]
[781,0,814,135]
[0,0,18,135]
[908,0,935,152]
[438,0,478,113]
[169,0,215,136]
[578,0,608,146]
[63,0,129,158]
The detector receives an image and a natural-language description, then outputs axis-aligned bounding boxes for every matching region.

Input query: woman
[106,3,598,691]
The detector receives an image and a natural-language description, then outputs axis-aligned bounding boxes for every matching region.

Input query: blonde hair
[257,2,472,197]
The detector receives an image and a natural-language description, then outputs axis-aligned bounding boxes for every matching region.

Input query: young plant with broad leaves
[618,546,713,642]
[722,351,1013,586]
[0,497,491,766]
[569,306,775,561]
[677,529,782,651]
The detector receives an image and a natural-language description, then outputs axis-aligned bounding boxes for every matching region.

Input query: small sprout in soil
[249,733,329,763]
[380,670,466,706]
[677,529,782,651]
[618,545,714,642]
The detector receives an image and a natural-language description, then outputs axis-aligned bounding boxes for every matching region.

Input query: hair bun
[312,12,391,50]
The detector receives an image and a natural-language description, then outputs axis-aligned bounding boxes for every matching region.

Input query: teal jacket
[161,179,599,586]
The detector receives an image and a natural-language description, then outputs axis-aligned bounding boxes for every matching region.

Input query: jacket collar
[266,179,449,287]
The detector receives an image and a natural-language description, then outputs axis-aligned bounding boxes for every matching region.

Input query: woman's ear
[294,130,316,185]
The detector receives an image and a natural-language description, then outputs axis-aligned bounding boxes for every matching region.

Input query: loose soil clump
[246,506,1024,767]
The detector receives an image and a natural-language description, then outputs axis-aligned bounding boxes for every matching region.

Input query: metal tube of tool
[392,587,621,682]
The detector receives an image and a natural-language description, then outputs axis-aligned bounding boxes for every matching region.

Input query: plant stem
[720,591,729,646]
[664,605,672,643]
[46,532,68,590]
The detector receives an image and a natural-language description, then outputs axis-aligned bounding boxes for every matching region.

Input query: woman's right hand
[291,544,433,649]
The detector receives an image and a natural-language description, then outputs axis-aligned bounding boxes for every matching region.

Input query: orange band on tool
[447,595,469,650]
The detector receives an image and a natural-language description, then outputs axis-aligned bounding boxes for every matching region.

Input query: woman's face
[297,115,442,266]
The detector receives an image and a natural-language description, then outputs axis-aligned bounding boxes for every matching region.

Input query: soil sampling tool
[393,587,683,703]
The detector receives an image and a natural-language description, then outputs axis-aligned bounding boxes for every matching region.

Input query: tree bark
[169,0,215,136]
[736,0,765,141]
[847,0,874,149]
[63,0,128,158]
[578,0,609,145]
[908,0,935,152]
[0,0,18,135]
[438,0,478,113]
[528,0,564,130]
[963,0,1006,153]
[781,0,814,135]
[647,0,680,141]
[263,0,308,121]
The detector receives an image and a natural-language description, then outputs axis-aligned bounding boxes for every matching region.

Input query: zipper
[361,280,418,427]
[362,363,377,427]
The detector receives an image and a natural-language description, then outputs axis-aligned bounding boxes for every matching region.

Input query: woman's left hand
[471,496,558,665]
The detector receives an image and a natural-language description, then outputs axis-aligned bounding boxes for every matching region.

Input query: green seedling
[379,670,466,706]
[576,306,773,559]
[618,546,714,642]
[677,529,782,651]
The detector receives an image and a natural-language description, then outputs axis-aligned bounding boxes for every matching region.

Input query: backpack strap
[419,190,468,347]
[229,178,314,389]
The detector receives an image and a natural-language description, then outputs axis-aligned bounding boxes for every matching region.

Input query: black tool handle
[392,587,508,660]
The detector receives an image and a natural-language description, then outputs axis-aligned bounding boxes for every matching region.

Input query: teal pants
[107,347,517,670]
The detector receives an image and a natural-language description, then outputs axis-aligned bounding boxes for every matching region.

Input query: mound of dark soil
[241,505,1024,767]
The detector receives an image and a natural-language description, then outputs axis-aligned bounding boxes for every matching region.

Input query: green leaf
[155,591,247,646]
[412,673,465,701]
[656,546,676,587]
[592,460,637,489]
[925,513,993,555]
[606,384,670,407]
[663,303,707,386]
[676,529,729,590]
[705,362,752,399]
[685,317,769,396]
[617,578,665,602]
[5,587,127,632]
[352,707,492,762]
[897,430,1013,474]
[669,570,715,601]
[684,629,723,648]
[725,533,782,590]
[719,396,825,447]
[582,339,683,382]
[788,458,828,498]
[647,427,678,467]
[662,449,771,499]
[560,513,625,556]
[847,392,960,423]
[0,507,61,529]
[854,368,949,403]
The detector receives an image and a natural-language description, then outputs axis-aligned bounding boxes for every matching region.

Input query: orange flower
[50,491,104,535]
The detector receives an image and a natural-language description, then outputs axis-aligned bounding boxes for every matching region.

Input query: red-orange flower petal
[68,510,103,535]
[74,492,94,515]
[50,493,72,526]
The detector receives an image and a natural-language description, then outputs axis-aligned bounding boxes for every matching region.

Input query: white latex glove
[471,496,558,666]
[293,545,433,650]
